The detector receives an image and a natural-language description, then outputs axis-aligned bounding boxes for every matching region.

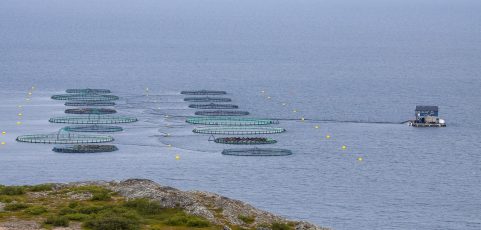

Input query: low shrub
[238,215,255,224]
[28,184,54,192]
[271,222,292,230]
[124,198,163,215]
[24,206,47,215]
[165,213,209,228]
[44,215,70,227]
[0,186,25,195]
[4,203,29,211]
[83,207,140,230]
[64,213,90,221]
[91,191,111,201]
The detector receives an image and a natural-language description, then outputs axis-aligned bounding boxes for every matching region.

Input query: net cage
[188,103,238,109]
[63,125,123,133]
[66,89,112,94]
[16,133,114,144]
[195,110,250,116]
[51,94,119,101]
[181,90,227,95]
[186,117,279,126]
[49,115,138,124]
[53,145,118,153]
[222,148,293,156]
[65,101,116,106]
[193,126,285,135]
[184,97,232,102]
[65,108,117,114]
[215,137,277,145]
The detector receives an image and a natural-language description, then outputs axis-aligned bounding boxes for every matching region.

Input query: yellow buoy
[341,145,347,150]
[357,157,363,161]
[16,121,22,125]
[293,109,297,113]
[261,90,265,94]
[267,96,271,99]
[18,113,23,116]
[282,103,287,106]
[301,117,305,121]
[164,115,169,118]
[1,142,5,145]
[18,105,23,108]
[325,135,331,139]
[175,155,180,160]
[1,131,6,135]
[167,144,172,147]
[314,125,320,129]
[25,98,30,101]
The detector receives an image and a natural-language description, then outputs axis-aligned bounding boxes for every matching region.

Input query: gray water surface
[1,1,481,229]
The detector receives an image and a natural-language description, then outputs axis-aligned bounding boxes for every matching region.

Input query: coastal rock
[102,179,329,230]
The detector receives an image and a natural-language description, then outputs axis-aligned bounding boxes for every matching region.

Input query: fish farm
[16,134,114,144]
[49,115,138,124]
[222,148,293,156]
[215,137,277,145]
[51,94,119,101]
[195,110,250,116]
[193,126,286,135]
[65,101,116,106]
[186,117,279,126]
[184,97,232,102]
[52,145,118,153]
[66,89,112,94]
[188,103,239,109]
[181,90,227,95]
[64,108,117,114]
[63,125,123,133]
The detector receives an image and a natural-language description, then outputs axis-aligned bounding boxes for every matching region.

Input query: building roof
[415,106,438,111]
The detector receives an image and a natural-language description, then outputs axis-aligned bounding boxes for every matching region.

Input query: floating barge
[408,106,446,127]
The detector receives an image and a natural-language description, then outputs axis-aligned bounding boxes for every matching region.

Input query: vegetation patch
[238,214,255,224]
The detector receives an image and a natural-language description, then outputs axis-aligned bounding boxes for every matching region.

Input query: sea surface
[1,0,481,229]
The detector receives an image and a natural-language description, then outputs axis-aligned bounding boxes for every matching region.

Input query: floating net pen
[186,117,279,126]
[16,134,114,144]
[49,115,138,124]
[188,103,238,109]
[195,110,249,116]
[53,145,118,153]
[193,126,285,135]
[214,137,277,145]
[65,101,116,106]
[66,89,112,94]
[65,108,117,114]
[181,90,227,95]
[222,148,293,156]
[184,97,232,102]
[63,125,123,133]
[51,94,119,101]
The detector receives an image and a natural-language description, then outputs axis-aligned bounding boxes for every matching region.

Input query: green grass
[27,184,54,192]
[24,206,47,215]
[4,203,29,211]
[0,186,26,196]
[44,215,70,227]
[238,215,255,224]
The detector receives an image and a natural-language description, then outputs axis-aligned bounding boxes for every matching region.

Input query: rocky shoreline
[0,179,328,230]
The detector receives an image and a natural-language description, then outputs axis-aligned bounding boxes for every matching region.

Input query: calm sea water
[1,1,481,229]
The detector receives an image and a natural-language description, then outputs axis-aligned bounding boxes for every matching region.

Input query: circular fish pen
[65,108,117,114]
[189,103,238,109]
[49,115,138,124]
[51,94,119,101]
[184,97,231,102]
[65,101,116,106]
[53,145,118,153]
[195,110,249,116]
[186,117,279,126]
[222,148,293,156]
[63,125,123,133]
[215,137,277,145]
[193,126,285,135]
[16,134,114,144]
[66,89,111,94]
[181,90,227,95]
